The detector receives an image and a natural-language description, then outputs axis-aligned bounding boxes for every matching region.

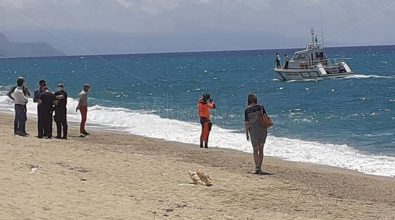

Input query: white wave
[345,74,395,79]
[0,91,82,123]
[0,93,394,177]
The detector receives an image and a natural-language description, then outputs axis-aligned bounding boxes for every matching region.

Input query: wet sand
[0,113,394,219]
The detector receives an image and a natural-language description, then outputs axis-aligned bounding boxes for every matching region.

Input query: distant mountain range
[0,32,63,58]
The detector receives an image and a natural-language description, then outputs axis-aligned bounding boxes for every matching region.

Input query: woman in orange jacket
[198,93,216,148]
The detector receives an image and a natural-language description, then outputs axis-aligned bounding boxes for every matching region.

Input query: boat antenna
[311,28,315,46]
[321,29,325,48]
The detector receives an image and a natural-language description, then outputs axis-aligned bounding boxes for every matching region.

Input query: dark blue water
[1,45,394,155]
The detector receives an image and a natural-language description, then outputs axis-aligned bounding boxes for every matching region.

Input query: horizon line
[1,43,394,59]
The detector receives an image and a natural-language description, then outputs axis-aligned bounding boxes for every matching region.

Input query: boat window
[300,53,306,60]
[294,54,300,60]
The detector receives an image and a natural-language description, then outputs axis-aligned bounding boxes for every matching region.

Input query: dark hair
[17,77,24,87]
[39,80,46,86]
[247,93,257,105]
[202,93,210,101]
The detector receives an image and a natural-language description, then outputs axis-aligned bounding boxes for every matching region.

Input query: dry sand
[0,113,394,219]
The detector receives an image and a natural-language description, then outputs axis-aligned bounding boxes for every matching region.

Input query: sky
[0,0,394,55]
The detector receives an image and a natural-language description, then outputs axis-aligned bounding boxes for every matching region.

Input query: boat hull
[274,68,353,81]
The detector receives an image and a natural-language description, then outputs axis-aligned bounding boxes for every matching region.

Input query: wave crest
[0,93,394,177]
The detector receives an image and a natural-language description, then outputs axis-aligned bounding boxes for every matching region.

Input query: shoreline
[1,107,394,178]
[1,109,395,178]
[1,112,394,219]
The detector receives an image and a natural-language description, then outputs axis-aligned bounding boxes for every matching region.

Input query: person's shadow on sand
[248,171,273,176]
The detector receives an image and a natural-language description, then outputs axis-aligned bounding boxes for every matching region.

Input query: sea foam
[0,93,394,177]
[345,74,395,79]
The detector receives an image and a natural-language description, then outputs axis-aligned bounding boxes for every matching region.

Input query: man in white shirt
[275,53,281,68]
[7,77,29,136]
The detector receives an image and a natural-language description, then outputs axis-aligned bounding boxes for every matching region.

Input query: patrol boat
[274,30,353,81]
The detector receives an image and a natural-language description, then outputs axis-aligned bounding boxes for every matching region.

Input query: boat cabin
[287,31,329,69]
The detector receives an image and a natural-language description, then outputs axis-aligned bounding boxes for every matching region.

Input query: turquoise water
[1,46,395,176]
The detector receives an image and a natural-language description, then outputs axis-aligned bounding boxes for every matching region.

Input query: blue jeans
[14,104,27,134]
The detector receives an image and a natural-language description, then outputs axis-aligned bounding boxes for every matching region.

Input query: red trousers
[201,122,210,143]
[79,106,88,133]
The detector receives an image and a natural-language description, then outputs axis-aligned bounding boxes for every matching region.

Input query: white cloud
[115,0,181,14]
[0,0,82,10]
[0,0,35,9]
[116,0,134,8]
[115,0,270,13]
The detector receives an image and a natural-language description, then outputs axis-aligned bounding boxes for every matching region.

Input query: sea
[1,45,394,177]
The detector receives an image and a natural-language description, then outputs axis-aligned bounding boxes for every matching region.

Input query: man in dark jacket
[54,83,68,139]
[34,80,47,137]
[38,86,55,139]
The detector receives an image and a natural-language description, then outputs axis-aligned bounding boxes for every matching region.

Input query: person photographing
[198,93,216,148]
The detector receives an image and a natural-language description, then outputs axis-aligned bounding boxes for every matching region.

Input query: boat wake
[345,74,395,79]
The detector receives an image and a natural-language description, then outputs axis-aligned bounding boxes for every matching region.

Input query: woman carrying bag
[245,93,273,174]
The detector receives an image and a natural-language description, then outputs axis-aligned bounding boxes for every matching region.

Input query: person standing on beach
[198,93,216,148]
[7,77,29,136]
[54,83,68,139]
[7,78,31,98]
[7,76,31,120]
[38,86,55,139]
[245,94,268,174]
[76,84,90,137]
[275,53,281,69]
[284,54,290,69]
[34,80,47,137]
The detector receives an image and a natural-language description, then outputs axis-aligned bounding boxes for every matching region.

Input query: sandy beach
[0,112,394,219]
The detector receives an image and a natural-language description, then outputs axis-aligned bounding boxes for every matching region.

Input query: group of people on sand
[198,93,272,175]
[7,76,271,174]
[7,77,91,139]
